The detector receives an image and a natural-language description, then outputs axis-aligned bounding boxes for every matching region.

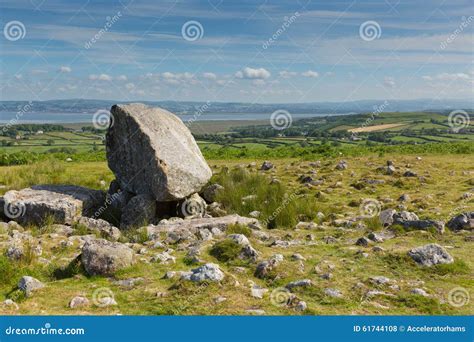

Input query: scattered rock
[408,243,454,267]
[286,279,312,290]
[356,237,371,247]
[18,276,44,296]
[181,263,224,282]
[260,161,274,170]
[335,160,348,170]
[69,296,90,308]
[447,212,473,231]
[77,217,121,241]
[411,288,429,297]
[250,285,268,299]
[295,301,307,311]
[201,184,224,203]
[324,288,343,298]
[81,239,134,275]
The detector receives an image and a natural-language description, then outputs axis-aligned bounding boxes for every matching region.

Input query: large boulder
[81,239,134,275]
[408,243,454,267]
[1,185,105,225]
[106,103,212,201]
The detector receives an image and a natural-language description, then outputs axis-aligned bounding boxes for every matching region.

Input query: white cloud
[422,72,472,82]
[117,75,128,81]
[383,76,396,88]
[59,66,71,73]
[302,70,319,78]
[203,72,217,80]
[125,83,135,90]
[279,70,297,78]
[235,67,271,79]
[252,79,266,86]
[89,73,112,81]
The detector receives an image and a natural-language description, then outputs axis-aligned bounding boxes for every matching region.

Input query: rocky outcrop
[146,214,261,240]
[1,185,105,225]
[106,103,212,201]
[120,194,157,229]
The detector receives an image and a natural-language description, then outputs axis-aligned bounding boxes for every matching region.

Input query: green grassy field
[0,151,473,315]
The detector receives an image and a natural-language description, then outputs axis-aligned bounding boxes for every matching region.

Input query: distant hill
[0,98,472,116]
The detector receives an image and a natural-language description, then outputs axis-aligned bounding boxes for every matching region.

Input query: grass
[209,240,242,262]
[0,149,473,315]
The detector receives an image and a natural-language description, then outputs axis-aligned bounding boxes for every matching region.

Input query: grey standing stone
[106,103,212,201]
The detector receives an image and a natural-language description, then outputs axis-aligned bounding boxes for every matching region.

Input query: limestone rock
[1,185,105,225]
[106,103,212,201]
[408,243,454,267]
[120,194,156,229]
[81,239,134,275]
[447,212,474,231]
[18,276,44,296]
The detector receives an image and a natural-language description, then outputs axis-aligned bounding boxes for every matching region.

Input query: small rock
[182,263,224,282]
[324,288,343,298]
[286,279,312,290]
[411,288,429,297]
[408,243,454,267]
[295,301,307,311]
[260,161,274,170]
[18,276,44,296]
[69,296,90,308]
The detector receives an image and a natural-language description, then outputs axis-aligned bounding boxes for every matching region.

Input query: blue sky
[0,0,473,103]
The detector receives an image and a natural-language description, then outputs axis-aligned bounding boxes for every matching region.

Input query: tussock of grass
[226,223,252,237]
[213,168,320,229]
[209,240,241,262]
[430,260,470,276]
